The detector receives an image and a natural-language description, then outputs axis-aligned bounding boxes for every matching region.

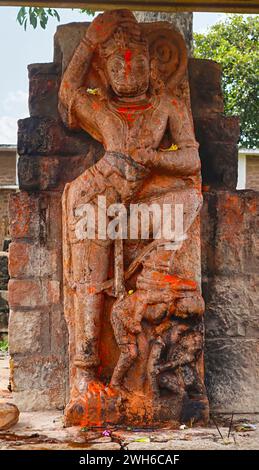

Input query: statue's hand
[86,12,117,46]
[131,147,157,167]
[86,11,139,46]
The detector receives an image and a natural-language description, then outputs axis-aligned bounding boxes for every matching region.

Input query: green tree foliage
[17,7,94,30]
[17,7,60,30]
[194,15,259,148]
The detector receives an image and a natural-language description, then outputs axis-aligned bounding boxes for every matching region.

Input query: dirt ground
[1,353,259,451]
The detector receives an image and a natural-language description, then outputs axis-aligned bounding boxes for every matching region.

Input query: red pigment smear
[151,271,197,290]
[94,23,102,31]
[117,103,152,113]
[92,101,101,111]
[87,286,96,294]
[164,274,196,290]
[124,49,132,78]
[124,49,132,64]
[116,103,153,123]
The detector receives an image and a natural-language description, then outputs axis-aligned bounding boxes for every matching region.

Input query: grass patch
[0,338,8,352]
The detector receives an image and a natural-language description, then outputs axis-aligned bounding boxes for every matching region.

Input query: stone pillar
[202,190,259,414]
[189,58,239,191]
[189,58,259,415]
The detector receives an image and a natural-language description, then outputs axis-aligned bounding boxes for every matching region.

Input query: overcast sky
[0,7,227,144]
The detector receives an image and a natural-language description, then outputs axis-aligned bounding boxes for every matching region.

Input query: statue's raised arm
[58,10,143,141]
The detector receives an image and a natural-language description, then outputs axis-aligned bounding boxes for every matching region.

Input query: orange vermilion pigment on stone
[92,101,101,111]
[124,49,132,77]
[151,271,197,290]
[116,103,153,122]
[164,274,197,290]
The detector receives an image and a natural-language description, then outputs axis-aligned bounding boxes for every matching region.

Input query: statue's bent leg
[64,238,113,426]
[110,298,140,390]
[63,174,114,424]
[110,343,138,390]
[147,338,164,395]
[71,238,111,375]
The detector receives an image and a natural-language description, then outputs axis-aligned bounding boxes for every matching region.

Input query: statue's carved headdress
[99,23,149,59]
[90,10,187,94]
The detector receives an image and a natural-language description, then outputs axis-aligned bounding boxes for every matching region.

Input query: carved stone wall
[202,190,259,414]
[7,21,258,416]
[190,58,259,414]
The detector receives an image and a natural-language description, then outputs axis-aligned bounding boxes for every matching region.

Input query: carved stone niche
[58,10,209,427]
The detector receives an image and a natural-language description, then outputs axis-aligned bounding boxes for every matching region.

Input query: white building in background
[0,145,18,250]
[237,149,259,190]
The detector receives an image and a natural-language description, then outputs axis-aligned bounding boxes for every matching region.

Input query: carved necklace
[107,94,160,154]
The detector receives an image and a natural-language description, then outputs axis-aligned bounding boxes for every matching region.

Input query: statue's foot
[64,397,88,427]
[64,374,121,427]
[109,379,128,395]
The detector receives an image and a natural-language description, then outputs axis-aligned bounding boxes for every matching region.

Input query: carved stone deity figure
[59,9,209,427]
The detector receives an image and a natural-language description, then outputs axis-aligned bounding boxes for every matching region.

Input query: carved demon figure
[59,9,208,426]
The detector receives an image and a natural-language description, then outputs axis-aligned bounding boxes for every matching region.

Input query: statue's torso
[67,92,199,213]
[90,93,169,153]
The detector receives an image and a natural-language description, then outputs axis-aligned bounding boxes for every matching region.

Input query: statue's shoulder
[161,91,184,115]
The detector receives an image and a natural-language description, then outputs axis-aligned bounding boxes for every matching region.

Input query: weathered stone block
[202,190,259,276]
[203,274,259,339]
[12,354,66,396]
[199,142,238,190]
[18,117,92,156]
[9,192,40,240]
[8,242,59,279]
[12,388,65,412]
[47,279,60,304]
[28,63,60,119]
[11,355,67,410]
[194,115,240,145]
[54,22,89,73]
[189,58,224,117]
[18,155,60,191]
[189,62,240,191]
[205,338,259,413]
[8,279,60,308]
[8,310,50,355]
[49,306,68,358]
[8,242,31,278]
[46,193,63,251]
[202,189,259,414]
[18,151,103,191]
